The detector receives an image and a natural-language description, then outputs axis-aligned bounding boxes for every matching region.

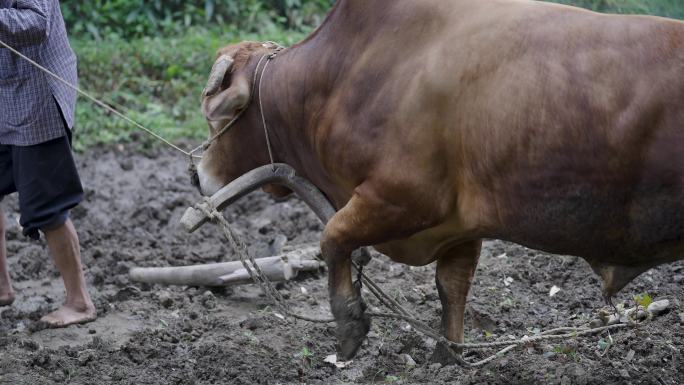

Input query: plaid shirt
[0,0,77,146]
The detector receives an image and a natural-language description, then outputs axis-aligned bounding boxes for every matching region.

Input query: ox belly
[370,177,683,297]
[373,215,481,267]
[493,180,684,296]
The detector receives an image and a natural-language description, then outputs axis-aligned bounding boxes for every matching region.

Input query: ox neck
[250,0,393,205]
[249,25,344,181]
[252,48,329,185]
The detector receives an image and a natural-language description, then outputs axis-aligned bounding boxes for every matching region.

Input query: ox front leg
[321,238,371,360]
[432,240,481,364]
[321,193,404,360]
[321,235,370,360]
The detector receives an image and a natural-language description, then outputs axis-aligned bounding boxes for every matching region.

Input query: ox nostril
[188,162,201,193]
[191,172,201,193]
[194,164,224,196]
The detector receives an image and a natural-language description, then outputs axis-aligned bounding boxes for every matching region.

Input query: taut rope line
[0,38,201,158]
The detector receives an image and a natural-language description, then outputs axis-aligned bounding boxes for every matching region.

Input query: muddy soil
[0,142,682,385]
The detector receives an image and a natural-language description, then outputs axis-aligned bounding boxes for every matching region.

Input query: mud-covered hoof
[332,297,371,360]
[430,340,461,366]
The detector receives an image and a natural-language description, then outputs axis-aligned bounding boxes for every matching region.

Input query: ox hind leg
[322,192,428,360]
[433,240,481,363]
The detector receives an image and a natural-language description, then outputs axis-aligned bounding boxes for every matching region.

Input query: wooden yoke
[181,163,336,232]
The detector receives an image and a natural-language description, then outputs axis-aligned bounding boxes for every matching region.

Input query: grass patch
[70,27,307,151]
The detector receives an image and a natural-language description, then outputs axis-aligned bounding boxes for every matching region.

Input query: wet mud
[0,143,682,384]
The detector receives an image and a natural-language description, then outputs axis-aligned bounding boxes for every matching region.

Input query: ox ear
[202,54,251,121]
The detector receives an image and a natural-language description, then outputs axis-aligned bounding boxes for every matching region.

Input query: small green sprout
[300,346,314,359]
[633,293,653,309]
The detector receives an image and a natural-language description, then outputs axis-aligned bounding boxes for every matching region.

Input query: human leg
[12,133,94,326]
[0,207,14,306]
[40,218,95,326]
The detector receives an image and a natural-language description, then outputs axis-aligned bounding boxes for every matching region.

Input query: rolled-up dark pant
[0,115,83,240]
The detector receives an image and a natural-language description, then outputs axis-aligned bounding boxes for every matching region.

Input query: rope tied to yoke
[0,38,201,159]
[196,198,334,324]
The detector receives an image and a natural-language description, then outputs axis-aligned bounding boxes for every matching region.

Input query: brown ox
[196,0,684,359]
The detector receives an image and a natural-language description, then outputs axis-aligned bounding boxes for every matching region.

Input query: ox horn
[203,55,234,97]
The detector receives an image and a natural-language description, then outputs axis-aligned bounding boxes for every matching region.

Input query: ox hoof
[431,340,461,366]
[333,297,371,360]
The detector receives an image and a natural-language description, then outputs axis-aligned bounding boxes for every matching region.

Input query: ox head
[196,41,291,198]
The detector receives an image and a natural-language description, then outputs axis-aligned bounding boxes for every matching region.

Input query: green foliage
[550,0,684,19]
[60,0,683,40]
[64,0,682,150]
[61,0,334,40]
[69,27,306,151]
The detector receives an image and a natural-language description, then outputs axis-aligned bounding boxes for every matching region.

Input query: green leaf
[300,346,313,358]
[633,293,653,308]
[85,22,101,41]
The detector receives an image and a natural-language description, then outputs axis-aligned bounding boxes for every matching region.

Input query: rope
[258,57,277,170]
[194,198,648,368]
[187,109,246,156]
[196,201,333,324]
[0,38,201,159]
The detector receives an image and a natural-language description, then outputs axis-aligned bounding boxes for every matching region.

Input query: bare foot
[40,303,97,328]
[0,291,15,306]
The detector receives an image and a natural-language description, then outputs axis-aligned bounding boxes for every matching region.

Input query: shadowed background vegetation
[58,0,683,150]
